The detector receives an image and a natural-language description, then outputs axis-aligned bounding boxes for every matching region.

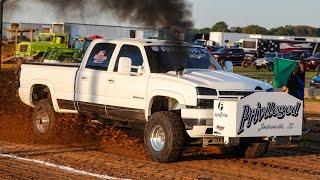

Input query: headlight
[196,87,218,96]
[311,80,315,84]
[266,88,274,92]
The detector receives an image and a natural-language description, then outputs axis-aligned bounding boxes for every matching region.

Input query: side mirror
[118,57,132,75]
[225,61,233,73]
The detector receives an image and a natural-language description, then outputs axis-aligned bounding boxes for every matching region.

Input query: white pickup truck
[19,39,303,163]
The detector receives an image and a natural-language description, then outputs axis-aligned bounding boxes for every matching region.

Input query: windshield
[38,35,53,42]
[194,40,206,46]
[145,45,222,73]
[217,48,228,53]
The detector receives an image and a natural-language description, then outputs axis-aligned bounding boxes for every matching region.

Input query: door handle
[108,79,115,83]
[81,76,88,80]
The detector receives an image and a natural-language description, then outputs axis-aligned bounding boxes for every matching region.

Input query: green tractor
[16,32,69,59]
[41,47,82,64]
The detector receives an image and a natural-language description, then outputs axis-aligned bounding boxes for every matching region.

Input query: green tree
[197,27,211,34]
[241,25,268,34]
[315,28,320,37]
[269,25,318,37]
[211,21,229,32]
[230,26,242,33]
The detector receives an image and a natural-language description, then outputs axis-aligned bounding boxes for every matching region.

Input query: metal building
[2,22,164,39]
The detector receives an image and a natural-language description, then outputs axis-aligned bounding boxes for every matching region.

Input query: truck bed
[19,62,80,112]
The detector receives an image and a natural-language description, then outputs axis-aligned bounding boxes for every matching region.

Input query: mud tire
[242,141,269,158]
[144,111,185,163]
[232,140,270,159]
[31,99,58,141]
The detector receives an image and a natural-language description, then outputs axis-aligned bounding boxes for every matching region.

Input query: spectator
[282,62,310,134]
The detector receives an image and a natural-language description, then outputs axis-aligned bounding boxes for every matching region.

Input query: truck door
[105,44,148,122]
[75,43,116,117]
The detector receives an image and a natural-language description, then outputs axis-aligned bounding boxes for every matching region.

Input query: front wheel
[144,112,185,163]
[31,99,59,141]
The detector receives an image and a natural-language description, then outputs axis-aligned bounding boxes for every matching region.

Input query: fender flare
[146,90,186,120]
[29,79,59,112]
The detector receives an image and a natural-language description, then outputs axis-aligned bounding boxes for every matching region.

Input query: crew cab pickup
[19,39,303,163]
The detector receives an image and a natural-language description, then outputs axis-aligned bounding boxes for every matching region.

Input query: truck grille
[218,91,255,97]
[197,99,214,109]
[20,45,28,52]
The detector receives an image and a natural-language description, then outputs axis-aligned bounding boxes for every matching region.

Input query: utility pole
[0,0,7,71]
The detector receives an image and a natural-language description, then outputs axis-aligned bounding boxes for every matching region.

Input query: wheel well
[151,96,179,115]
[31,84,51,104]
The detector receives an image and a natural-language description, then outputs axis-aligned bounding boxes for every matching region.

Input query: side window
[114,45,143,72]
[86,43,116,70]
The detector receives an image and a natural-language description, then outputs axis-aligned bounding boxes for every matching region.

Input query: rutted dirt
[1,69,320,179]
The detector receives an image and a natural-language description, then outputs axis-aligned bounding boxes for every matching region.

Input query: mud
[0,69,320,179]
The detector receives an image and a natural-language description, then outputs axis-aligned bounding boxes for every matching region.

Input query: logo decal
[237,102,301,135]
[93,50,108,63]
[218,102,224,111]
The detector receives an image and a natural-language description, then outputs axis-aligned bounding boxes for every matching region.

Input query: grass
[234,66,318,87]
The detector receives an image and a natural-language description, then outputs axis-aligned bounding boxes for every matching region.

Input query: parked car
[310,67,320,88]
[252,52,291,71]
[194,39,206,46]
[302,52,320,70]
[289,50,312,61]
[206,46,223,52]
[211,48,245,65]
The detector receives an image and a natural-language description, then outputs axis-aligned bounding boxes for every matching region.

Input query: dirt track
[1,69,320,179]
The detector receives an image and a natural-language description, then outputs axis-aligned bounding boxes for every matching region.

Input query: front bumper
[181,109,240,146]
[181,108,215,138]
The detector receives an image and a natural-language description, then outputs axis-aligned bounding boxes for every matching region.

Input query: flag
[273,58,297,88]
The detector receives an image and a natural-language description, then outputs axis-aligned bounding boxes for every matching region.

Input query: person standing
[282,62,310,134]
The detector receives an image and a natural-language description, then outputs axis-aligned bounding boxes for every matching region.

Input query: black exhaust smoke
[34,0,193,33]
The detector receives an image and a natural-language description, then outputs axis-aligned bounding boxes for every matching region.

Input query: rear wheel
[232,139,270,158]
[31,99,58,141]
[256,65,261,70]
[267,63,274,71]
[253,63,261,70]
[144,111,185,163]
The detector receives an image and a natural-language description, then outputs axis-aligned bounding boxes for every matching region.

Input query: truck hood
[166,70,272,91]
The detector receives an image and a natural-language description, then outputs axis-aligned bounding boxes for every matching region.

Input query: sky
[4,0,320,29]
[190,0,320,29]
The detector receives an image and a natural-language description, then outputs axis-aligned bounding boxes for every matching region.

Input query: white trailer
[210,32,250,47]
